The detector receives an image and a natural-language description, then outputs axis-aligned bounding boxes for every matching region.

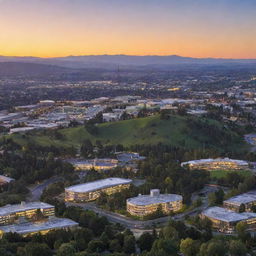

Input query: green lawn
[5,114,248,152]
[210,169,253,179]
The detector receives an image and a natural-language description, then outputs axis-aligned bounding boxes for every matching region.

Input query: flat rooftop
[0,202,54,216]
[0,217,78,235]
[65,178,132,193]
[224,191,256,205]
[181,158,248,166]
[127,194,182,206]
[202,206,256,223]
[0,175,15,183]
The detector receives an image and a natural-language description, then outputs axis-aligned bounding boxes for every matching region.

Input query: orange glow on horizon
[0,0,256,59]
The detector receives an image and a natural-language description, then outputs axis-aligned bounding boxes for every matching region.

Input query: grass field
[5,114,248,152]
[210,169,253,179]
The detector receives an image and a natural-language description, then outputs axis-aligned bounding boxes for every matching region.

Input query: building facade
[0,217,78,238]
[201,206,256,233]
[0,202,55,225]
[223,191,256,212]
[181,158,249,171]
[65,178,132,202]
[68,158,118,171]
[126,189,183,217]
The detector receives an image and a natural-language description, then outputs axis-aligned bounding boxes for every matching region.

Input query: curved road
[66,202,207,230]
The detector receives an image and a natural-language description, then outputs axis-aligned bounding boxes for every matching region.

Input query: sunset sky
[0,0,255,58]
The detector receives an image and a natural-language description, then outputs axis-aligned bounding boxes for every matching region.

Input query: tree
[180,238,200,256]
[109,239,122,252]
[239,203,245,213]
[236,222,250,242]
[80,139,94,158]
[123,235,136,254]
[149,238,178,256]
[229,240,247,256]
[138,232,154,252]
[87,240,105,253]
[199,240,226,256]
[23,243,52,256]
[57,243,76,256]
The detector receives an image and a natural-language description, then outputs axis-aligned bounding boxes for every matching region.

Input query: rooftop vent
[150,189,160,197]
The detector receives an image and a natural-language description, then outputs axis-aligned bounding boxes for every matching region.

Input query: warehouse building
[224,191,256,212]
[181,158,249,171]
[65,178,132,202]
[0,202,55,225]
[201,206,256,233]
[126,189,183,217]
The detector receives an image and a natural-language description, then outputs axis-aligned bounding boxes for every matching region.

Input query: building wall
[188,161,248,171]
[200,214,256,233]
[127,200,183,217]
[65,183,131,203]
[224,201,256,212]
[0,207,55,225]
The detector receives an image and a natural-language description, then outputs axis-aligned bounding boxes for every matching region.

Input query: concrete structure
[201,206,256,233]
[116,152,146,163]
[0,175,15,186]
[181,158,249,171]
[65,178,132,202]
[224,191,256,212]
[0,217,78,238]
[0,202,55,225]
[126,189,183,217]
[102,112,122,122]
[9,127,36,134]
[68,158,118,171]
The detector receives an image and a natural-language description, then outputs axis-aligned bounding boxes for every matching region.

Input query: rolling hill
[8,115,248,153]
[0,55,256,69]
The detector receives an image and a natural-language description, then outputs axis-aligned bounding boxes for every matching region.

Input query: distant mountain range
[0,55,256,69]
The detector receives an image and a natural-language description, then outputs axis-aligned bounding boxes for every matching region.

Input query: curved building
[181,158,249,171]
[127,189,183,217]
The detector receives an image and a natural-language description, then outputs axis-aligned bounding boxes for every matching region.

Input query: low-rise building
[103,112,122,122]
[67,158,118,171]
[181,158,249,171]
[126,189,183,217]
[0,202,55,225]
[201,206,256,233]
[65,178,132,202]
[0,175,15,186]
[224,191,256,212]
[0,217,78,238]
[116,152,146,163]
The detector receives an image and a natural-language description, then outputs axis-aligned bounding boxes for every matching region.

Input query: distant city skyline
[0,0,256,58]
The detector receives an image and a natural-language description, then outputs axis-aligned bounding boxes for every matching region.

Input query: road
[66,199,209,230]
[66,184,223,231]
[28,176,62,201]
[244,134,256,152]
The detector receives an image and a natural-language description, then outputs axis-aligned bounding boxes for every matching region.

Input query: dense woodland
[0,111,256,255]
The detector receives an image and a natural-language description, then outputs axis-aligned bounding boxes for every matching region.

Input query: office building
[65,178,132,202]
[127,189,183,217]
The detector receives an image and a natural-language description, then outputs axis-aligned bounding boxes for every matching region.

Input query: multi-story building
[0,202,55,225]
[0,217,78,238]
[126,189,183,217]
[181,158,249,171]
[0,202,78,237]
[0,175,15,186]
[67,158,118,171]
[65,178,132,202]
[201,206,256,233]
[224,191,256,212]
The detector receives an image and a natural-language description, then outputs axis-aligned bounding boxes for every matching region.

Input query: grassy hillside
[7,114,247,152]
